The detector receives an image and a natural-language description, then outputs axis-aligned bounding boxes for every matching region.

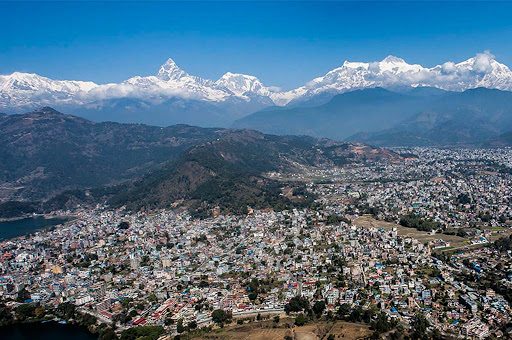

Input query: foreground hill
[111,130,401,216]
[0,107,223,201]
[0,108,400,217]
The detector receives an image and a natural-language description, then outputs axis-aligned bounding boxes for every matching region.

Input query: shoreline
[0,319,98,339]
[0,214,78,241]
[0,213,77,223]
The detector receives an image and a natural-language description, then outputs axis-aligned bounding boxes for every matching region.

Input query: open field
[326,322,372,339]
[355,215,467,247]
[354,216,512,251]
[190,321,371,340]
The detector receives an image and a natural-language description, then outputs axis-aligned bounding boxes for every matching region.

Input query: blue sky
[1,1,512,90]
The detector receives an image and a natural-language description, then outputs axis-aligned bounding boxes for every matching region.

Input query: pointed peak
[157,57,188,81]
[161,57,178,68]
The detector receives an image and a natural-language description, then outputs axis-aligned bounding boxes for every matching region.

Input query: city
[2,2,512,339]
[1,147,512,339]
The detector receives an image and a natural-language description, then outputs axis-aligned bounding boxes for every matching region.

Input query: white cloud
[472,50,495,74]
[368,62,381,73]
[268,86,282,93]
[441,61,457,74]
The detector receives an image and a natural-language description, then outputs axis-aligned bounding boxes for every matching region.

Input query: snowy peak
[2,52,512,113]
[280,51,512,106]
[376,55,424,73]
[381,55,406,64]
[0,71,97,108]
[215,72,271,97]
[156,58,190,81]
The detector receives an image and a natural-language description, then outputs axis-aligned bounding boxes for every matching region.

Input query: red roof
[133,317,146,325]
[100,311,113,319]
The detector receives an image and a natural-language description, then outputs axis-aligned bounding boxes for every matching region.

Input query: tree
[211,309,228,325]
[273,315,280,323]
[188,320,197,329]
[248,291,258,301]
[337,303,351,320]
[328,335,335,340]
[56,302,76,320]
[284,296,309,314]
[0,303,14,326]
[114,312,131,324]
[118,221,130,230]
[313,300,326,317]
[294,313,306,326]
[99,328,119,340]
[164,316,174,326]
[411,313,429,340]
[120,326,164,340]
[177,319,185,333]
[15,304,35,321]
[16,288,31,303]
[370,312,396,333]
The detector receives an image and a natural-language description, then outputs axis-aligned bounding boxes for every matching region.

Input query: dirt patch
[191,321,371,340]
[355,216,467,248]
[191,321,292,340]
[327,321,372,339]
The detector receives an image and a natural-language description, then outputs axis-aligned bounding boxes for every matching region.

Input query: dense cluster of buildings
[313,148,512,230]
[1,147,512,338]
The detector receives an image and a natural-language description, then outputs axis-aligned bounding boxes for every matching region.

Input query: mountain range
[2,52,512,127]
[235,87,512,146]
[0,107,401,218]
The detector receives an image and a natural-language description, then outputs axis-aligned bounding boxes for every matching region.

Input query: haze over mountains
[235,87,512,146]
[2,52,512,128]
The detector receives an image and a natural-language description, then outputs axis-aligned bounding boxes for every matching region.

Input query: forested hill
[110,130,402,216]
[0,107,223,201]
[0,107,401,218]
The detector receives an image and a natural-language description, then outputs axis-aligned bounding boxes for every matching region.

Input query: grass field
[190,320,371,340]
[354,215,512,252]
[354,215,467,247]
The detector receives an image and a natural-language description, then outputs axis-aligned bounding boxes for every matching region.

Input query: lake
[1,322,98,340]
[0,216,71,240]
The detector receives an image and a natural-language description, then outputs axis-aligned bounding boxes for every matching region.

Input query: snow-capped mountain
[0,58,277,112]
[1,52,512,126]
[0,72,96,108]
[215,72,272,98]
[277,52,512,106]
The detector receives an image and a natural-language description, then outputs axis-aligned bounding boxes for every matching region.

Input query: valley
[3,2,512,340]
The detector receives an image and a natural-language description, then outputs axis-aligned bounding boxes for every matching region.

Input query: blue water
[0,216,70,240]
[1,322,97,340]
